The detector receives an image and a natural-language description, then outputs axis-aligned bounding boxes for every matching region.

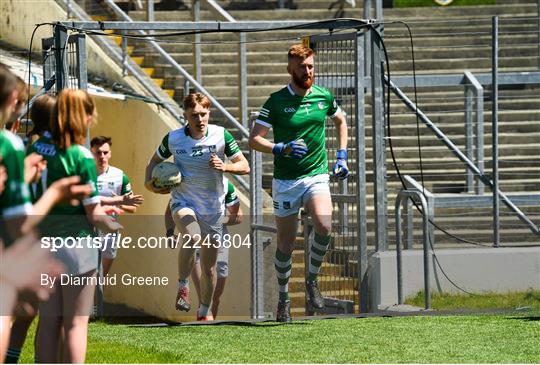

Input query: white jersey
[156,124,241,217]
[96,165,132,197]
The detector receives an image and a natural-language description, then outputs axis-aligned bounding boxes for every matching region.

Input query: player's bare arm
[222,204,243,226]
[248,123,274,154]
[332,111,348,150]
[209,154,250,175]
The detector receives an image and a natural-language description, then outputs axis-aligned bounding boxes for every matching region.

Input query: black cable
[61,18,371,39]
[26,23,50,138]
[372,24,491,248]
[370,23,482,296]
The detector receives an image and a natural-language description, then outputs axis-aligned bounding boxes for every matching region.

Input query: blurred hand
[102,205,124,216]
[0,162,6,195]
[0,234,64,302]
[24,153,47,184]
[122,193,144,206]
[49,176,93,205]
[100,215,123,233]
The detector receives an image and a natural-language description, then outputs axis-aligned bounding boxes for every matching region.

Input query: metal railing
[401,175,540,248]
[395,189,431,309]
[100,0,249,136]
[388,77,540,237]
[58,0,183,122]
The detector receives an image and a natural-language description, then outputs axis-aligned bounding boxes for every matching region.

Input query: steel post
[54,25,68,92]
[395,190,431,309]
[492,16,500,247]
[355,30,369,312]
[121,31,128,77]
[146,0,154,22]
[76,34,87,90]
[370,26,388,251]
[406,198,413,249]
[364,0,371,79]
[249,112,264,319]
[239,32,248,129]
[465,85,474,193]
[192,0,202,83]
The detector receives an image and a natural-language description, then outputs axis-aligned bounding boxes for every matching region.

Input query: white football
[152,161,182,188]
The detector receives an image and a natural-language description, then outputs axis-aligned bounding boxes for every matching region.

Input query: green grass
[406,290,540,310]
[20,311,540,363]
[394,0,495,7]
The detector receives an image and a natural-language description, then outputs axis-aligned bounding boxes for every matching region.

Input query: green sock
[307,233,331,282]
[275,248,292,302]
[5,347,21,363]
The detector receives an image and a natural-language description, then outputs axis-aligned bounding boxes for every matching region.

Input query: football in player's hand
[151,162,182,188]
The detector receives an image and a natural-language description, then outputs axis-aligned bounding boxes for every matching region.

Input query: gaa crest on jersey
[209,145,217,154]
[108,182,115,190]
[317,102,325,110]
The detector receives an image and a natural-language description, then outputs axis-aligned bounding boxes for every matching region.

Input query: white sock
[178,278,189,289]
[198,304,210,317]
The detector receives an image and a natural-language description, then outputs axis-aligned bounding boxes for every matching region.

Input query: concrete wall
[0,1,254,321]
[369,247,540,309]
[91,95,252,321]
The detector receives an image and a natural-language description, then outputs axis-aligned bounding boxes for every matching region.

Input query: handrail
[463,71,484,195]
[101,0,249,137]
[58,0,183,122]
[395,189,431,310]
[387,77,540,236]
[205,0,236,22]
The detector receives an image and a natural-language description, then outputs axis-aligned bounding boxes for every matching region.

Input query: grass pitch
[20,311,539,363]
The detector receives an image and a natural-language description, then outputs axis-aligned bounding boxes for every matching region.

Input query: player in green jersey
[249,44,349,322]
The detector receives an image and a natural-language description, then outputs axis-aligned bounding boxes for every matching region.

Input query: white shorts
[170,200,223,239]
[102,233,118,259]
[194,246,229,278]
[272,174,331,217]
[97,231,119,260]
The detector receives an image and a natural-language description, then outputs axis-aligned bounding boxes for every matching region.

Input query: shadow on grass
[507,316,540,322]
[95,302,314,328]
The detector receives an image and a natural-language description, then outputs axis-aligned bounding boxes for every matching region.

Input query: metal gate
[303,32,369,314]
[42,30,88,93]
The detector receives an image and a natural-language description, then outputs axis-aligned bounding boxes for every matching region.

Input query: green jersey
[256,84,340,180]
[0,130,33,246]
[28,135,100,238]
[224,178,239,207]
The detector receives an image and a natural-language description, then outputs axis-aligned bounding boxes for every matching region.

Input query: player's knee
[201,264,215,278]
[314,220,332,237]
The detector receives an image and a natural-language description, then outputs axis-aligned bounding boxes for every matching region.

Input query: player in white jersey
[91,136,144,276]
[145,92,249,321]
[165,178,242,319]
